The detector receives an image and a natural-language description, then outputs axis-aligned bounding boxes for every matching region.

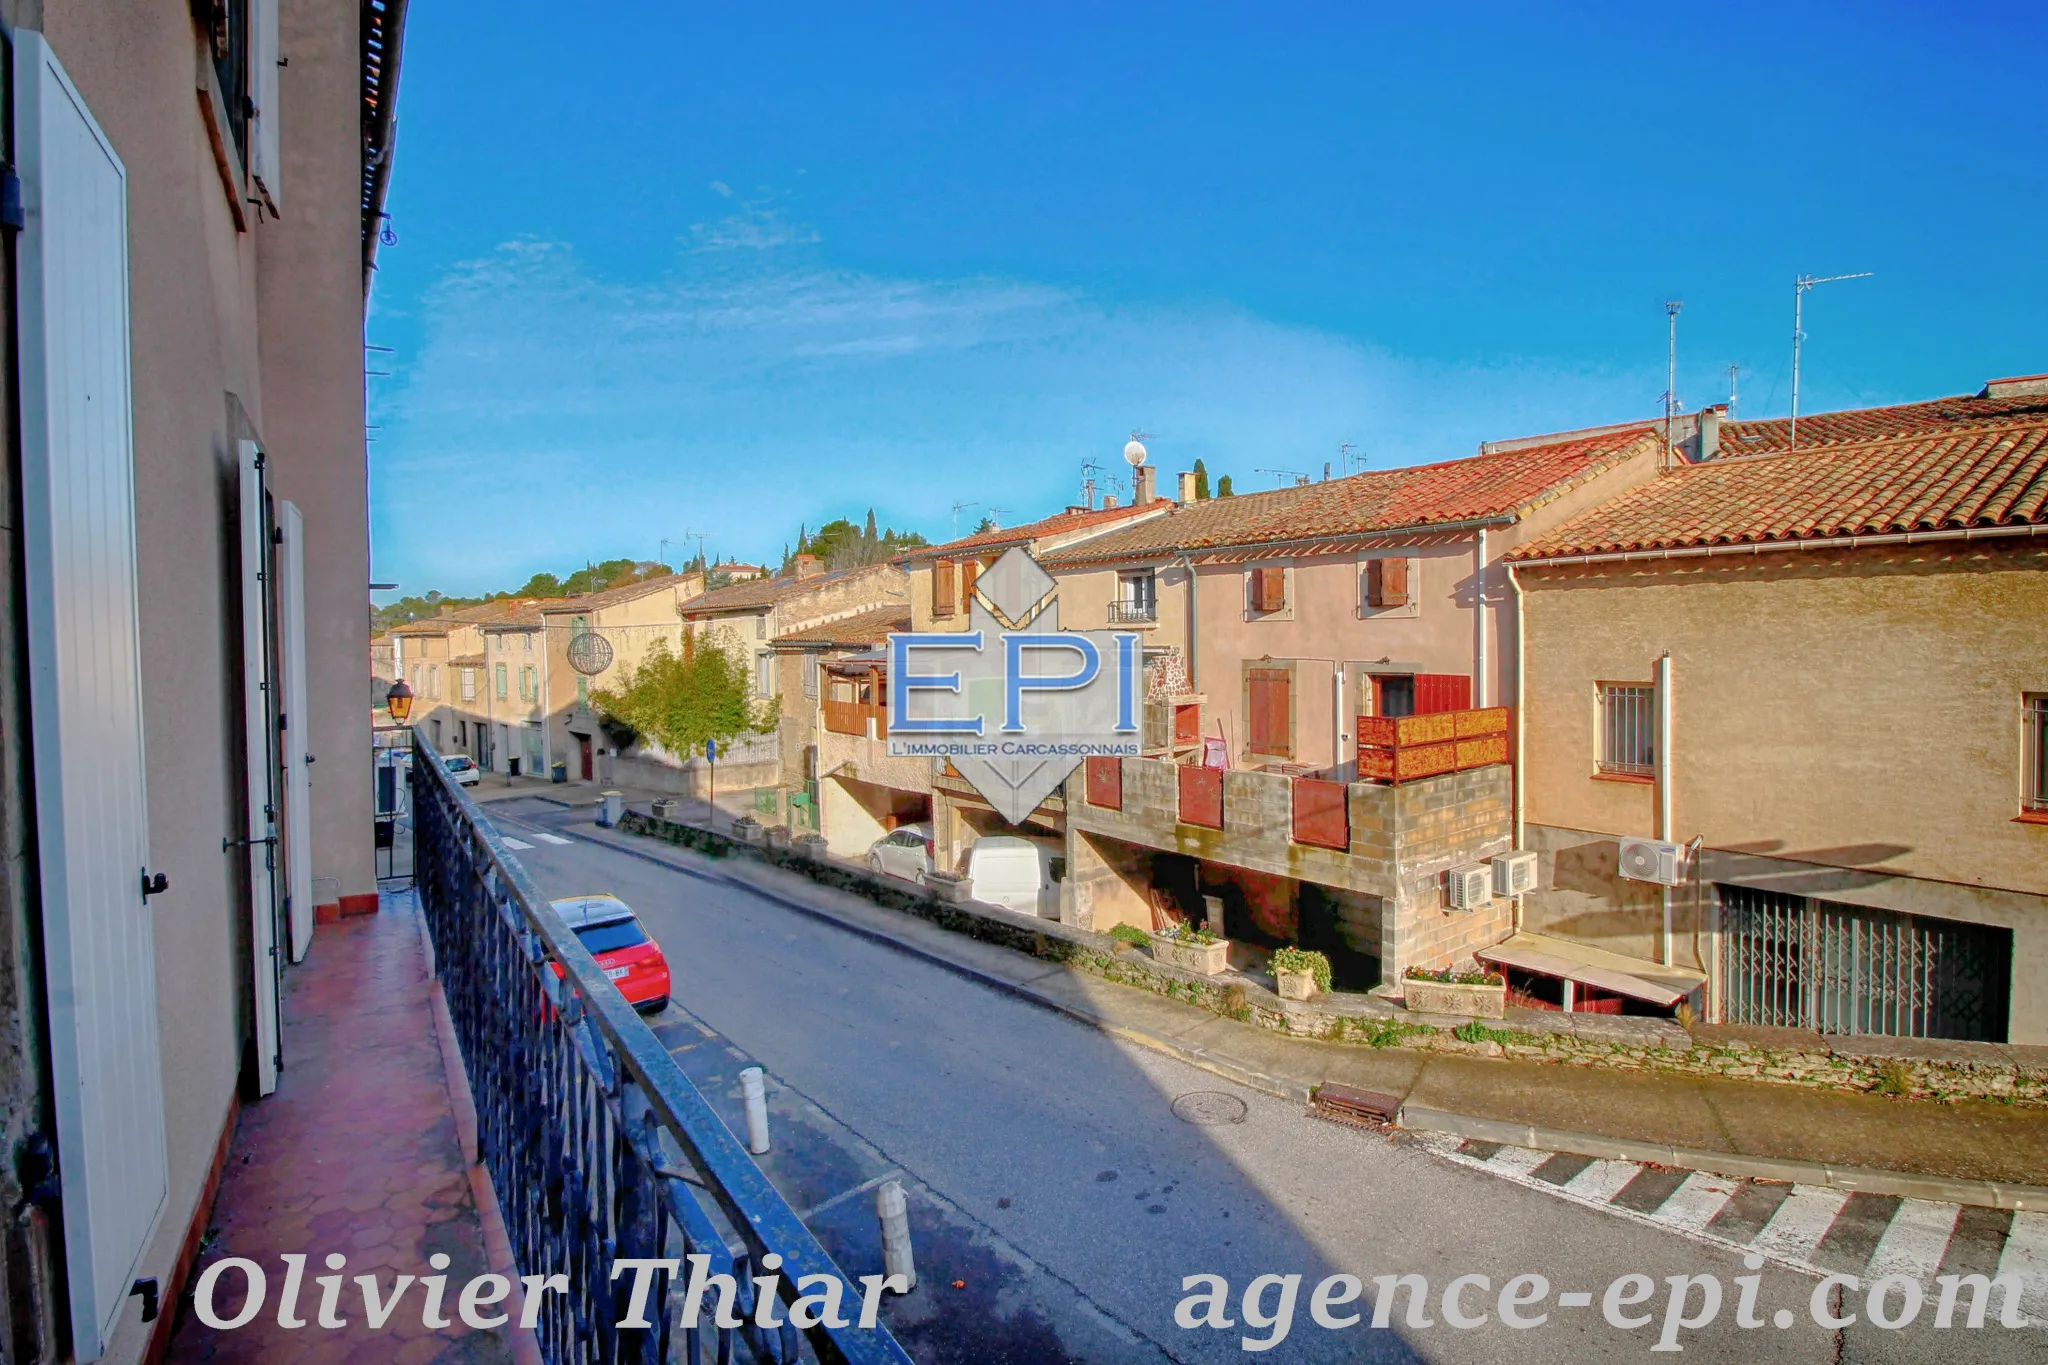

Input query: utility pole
[1663,300,1683,470]
[1790,272,1873,451]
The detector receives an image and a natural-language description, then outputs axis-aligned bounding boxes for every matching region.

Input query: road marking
[1611,1166,1692,1214]
[1750,1187,1851,1265]
[1655,1172,1742,1235]
[797,1169,906,1222]
[1864,1198,1961,1283]
[1998,1211,2048,1323]
[1483,1146,1553,1178]
[529,831,572,845]
[1560,1159,1642,1205]
[501,836,534,850]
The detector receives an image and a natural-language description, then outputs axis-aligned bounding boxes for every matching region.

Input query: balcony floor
[167,892,516,1364]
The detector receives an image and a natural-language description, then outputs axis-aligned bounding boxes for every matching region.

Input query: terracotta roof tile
[682,563,891,616]
[1040,428,1659,567]
[1512,416,2048,560]
[536,573,702,615]
[1718,390,2048,456]
[771,604,911,648]
[898,499,1174,561]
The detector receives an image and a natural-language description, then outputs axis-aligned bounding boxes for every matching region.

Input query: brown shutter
[1251,566,1285,613]
[934,561,955,616]
[1247,666,1291,756]
[1368,556,1408,608]
[961,559,980,604]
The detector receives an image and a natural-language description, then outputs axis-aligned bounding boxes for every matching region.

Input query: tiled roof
[1040,428,1658,567]
[447,654,485,668]
[771,604,911,648]
[536,573,700,615]
[1717,389,2048,456]
[480,604,544,628]
[388,599,537,634]
[897,499,1174,562]
[1511,417,2048,561]
[682,563,889,616]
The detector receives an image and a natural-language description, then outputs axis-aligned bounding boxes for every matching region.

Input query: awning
[1478,932,1704,1007]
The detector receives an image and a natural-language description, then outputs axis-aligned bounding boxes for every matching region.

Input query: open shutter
[239,442,282,1097]
[961,558,980,605]
[249,0,281,211]
[1368,556,1409,608]
[1247,667,1291,756]
[1251,565,1286,613]
[933,561,955,616]
[15,34,170,1358]
[1414,673,1473,714]
[277,501,314,962]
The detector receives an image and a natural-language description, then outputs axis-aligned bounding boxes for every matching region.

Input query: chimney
[792,553,824,579]
[1176,471,1196,503]
[1102,494,1119,509]
[1696,405,1722,461]
[1133,465,1156,504]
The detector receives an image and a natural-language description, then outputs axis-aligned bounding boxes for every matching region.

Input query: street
[482,797,2043,1364]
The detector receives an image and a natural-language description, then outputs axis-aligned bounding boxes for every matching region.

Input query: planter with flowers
[1151,922,1230,976]
[1271,947,1332,1001]
[1403,965,1508,1019]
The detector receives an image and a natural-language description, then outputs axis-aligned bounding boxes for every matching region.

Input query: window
[934,562,956,616]
[209,0,251,162]
[524,633,533,653]
[461,669,477,701]
[1364,556,1410,610]
[523,666,536,700]
[428,664,440,697]
[1598,684,1656,777]
[757,654,774,698]
[756,615,767,639]
[1249,565,1286,614]
[1113,570,1157,622]
[495,664,508,700]
[803,658,818,700]
[1246,665,1293,758]
[2026,694,2048,813]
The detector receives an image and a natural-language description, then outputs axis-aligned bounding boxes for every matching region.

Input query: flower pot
[1403,976,1507,1019]
[650,798,676,820]
[1275,967,1318,1001]
[1152,937,1230,976]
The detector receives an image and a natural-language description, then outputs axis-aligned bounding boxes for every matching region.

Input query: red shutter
[934,561,955,616]
[1369,556,1409,608]
[1414,673,1472,715]
[1251,566,1286,613]
[1247,667,1291,756]
[1085,755,1122,810]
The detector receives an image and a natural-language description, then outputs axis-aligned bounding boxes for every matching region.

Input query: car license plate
[604,966,630,981]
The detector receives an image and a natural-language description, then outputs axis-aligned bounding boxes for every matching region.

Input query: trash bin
[551,762,567,784]
[599,790,624,827]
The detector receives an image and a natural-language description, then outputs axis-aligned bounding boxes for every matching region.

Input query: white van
[961,836,1063,917]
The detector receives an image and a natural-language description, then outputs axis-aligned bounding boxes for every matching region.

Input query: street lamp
[385,679,415,725]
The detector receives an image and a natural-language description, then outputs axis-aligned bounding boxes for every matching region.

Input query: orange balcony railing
[1356,706,1510,783]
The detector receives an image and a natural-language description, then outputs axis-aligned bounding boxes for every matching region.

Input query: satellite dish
[1124,439,1148,467]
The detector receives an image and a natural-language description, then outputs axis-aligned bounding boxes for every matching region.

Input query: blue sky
[368,1,2047,598]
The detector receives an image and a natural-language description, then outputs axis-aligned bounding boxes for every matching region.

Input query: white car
[865,822,935,884]
[961,835,1063,917]
[442,754,482,787]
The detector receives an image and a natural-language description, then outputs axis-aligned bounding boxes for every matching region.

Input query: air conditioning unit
[1445,863,1494,910]
[1492,851,1539,897]
[1618,837,1684,886]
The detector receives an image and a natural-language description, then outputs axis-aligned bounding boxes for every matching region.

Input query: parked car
[548,894,670,1012]
[865,822,935,884]
[442,753,482,787]
[960,835,1064,917]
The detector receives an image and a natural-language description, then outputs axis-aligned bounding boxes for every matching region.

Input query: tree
[513,571,566,598]
[973,514,996,534]
[591,631,778,758]
[1193,459,1210,501]
[1217,474,1234,498]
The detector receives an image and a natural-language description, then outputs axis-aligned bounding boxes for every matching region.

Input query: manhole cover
[1171,1091,1248,1126]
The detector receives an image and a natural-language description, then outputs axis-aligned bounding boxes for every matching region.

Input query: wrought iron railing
[411,736,914,1364]
[1106,600,1158,624]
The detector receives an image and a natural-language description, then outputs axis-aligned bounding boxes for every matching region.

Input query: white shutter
[249,0,281,211]
[278,501,314,962]
[13,32,169,1360]
[239,442,281,1098]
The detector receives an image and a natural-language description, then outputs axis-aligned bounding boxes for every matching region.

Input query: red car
[548,894,670,1013]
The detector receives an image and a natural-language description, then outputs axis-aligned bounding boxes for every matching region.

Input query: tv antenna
[1790,272,1873,450]
[1663,300,1683,469]
[1727,363,1741,419]
[1338,441,1360,475]
[1255,467,1310,487]
[951,501,979,540]
[1079,458,1104,510]
[985,507,1010,529]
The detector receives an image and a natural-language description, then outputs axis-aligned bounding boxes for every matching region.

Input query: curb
[1392,1105,2048,1211]
[540,813,2048,1212]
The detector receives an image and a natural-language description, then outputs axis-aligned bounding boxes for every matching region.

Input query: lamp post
[385,679,414,725]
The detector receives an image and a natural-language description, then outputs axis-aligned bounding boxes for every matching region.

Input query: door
[15,33,170,1358]
[580,735,594,780]
[238,442,283,1095]
[277,501,314,962]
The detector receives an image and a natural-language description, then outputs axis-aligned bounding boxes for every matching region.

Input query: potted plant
[650,797,677,820]
[1402,965,1508,1019]
[1151,921,1230,976]
[1272,947,1331,1001]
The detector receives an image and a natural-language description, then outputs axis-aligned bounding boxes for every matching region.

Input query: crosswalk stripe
[1483,1146,1553,1178]
[1612,1166,1692,1213]
[501,836,534,850]
[530,831,572,845]
[1939,1204,2015,1279]
[1864,1198,1961,1283]
[1811,1193,1904,1274]
[1705,1181,1793,1245]
[1751,1187,1851,1264]
[1561,1159,1642,1205]
[1655,1172,1742,1235]
[1997,1211,2048,1323]
[1530,1152,1595,1185]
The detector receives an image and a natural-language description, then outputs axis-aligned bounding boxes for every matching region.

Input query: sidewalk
[576,808,2048,1206]
[166,895,519,1364]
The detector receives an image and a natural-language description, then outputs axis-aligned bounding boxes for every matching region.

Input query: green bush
[1272,947,1333,995]
[1109,923,1152,948]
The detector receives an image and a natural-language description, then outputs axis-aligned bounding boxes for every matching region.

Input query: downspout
[1655,650,1674,966]
[1473,528,1489,707]
[1174,552,1199,691]
[1505,560,1525,933]
[538,620,554,778]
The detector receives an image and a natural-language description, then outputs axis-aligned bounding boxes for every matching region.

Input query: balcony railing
[1355,706,1510,783]
[1106,600,1158,624]
[822,698,887,738]
[412,736,912,1365]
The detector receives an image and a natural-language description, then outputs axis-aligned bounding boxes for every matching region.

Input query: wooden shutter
[1414,673,1473,714]
[961,559,981,604]
[933,561,955,616]
[15,34,170,1356]
[1251,565,1286,613]
[1368,556,1409,608]
[277,501,314,963]
[1247,667,1291,756]
[238,442,283,1100]
[250,0,281,211]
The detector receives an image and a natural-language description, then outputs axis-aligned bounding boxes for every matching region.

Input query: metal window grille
[1719,885,2011,1042]
[1598,684,1655,775]
[2026,694,2048,811]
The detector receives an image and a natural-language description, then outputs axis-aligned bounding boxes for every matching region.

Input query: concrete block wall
[1381,766,1515,980]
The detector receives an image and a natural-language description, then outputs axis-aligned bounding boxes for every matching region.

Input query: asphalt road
[484,798,2044,1365]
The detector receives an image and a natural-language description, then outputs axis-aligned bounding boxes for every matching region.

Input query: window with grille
[1598,683,1655,776]
[2027,694,2048,813]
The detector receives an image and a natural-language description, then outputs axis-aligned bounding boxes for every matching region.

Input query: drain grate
[1309,1083,1401,1130]
[1171,1091,1248,1126]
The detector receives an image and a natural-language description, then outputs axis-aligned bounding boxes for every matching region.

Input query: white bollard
[739,1066,771,1155]
[876,1180,916,1292]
